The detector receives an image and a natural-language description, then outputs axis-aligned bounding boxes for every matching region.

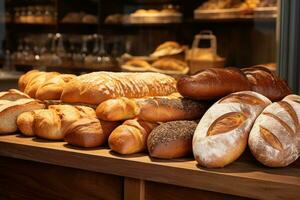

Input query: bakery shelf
[0,134,299,200]
[122,0,181,5]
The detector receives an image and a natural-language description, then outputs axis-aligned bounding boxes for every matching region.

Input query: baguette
[108,119,158,154]
[193,91,271,168]
[0,99,45,134]
[177,68,250,100]
[64,118,120,148]
[96,95,208,122]
[61,72,177,104]
[18,70,42,92]
[248,94,300,167]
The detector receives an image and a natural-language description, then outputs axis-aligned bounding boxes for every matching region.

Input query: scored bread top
[61,72,177,104]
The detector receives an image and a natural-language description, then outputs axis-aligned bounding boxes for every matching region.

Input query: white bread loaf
[0,99,45,134]
[0,89,30,101]
[193,91,271,168]
[61,72,177,105]
[248,94,300,167]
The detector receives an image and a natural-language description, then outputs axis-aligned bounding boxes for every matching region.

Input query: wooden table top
[0,134,299,200]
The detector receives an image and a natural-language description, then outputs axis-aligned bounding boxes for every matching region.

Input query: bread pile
[1,65,299,169]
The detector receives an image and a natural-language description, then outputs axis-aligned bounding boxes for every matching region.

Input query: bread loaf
[61,72,177,104]
[108,119,158,154]
[18,70,42,92]
[0,99,45,134]
[242,66,291,101]
[148,120,197,159]
[64,118,120,148]
[96,95,208,122]
[177,68,250,100]
[0,89,30,100]
[248,94,300,167]
[17,105,96,140]
[24,72,60,98]
[193,91,271,168]
[36,74,76,100]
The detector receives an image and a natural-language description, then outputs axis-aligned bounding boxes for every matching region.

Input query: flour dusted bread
[17,104,96,140]
[36,74,76,100]
[0,89,30,100]
[96,94,207,122]
[193,91,271,168]
[64,118,120,148]
[61,72,177,104]
[248,95,300,167]
[0,99,45,134]
[148,120,197,159]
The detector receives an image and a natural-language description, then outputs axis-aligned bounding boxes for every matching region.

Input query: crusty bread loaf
[0,99,45,134]
[18,70,42,92]
[96,95,207,122]
[64,118,120,148]
[242,66,292,101]
[148,120,197,159]
[193,91,271,168]
[177,68,251,100]
[24,72,60,98]
[248,94,300,167]
[35,74,76,100]
[61,72,177,104]
[0,89,30,101]
[17,105,96,140]
[108,119,158,154]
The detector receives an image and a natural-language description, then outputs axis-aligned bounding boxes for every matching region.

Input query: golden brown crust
[36,74,76,100]
[0,89,30,101]
[61,72,177,105]
[108,119,158,155]
[152,58,188,72]
[64,118,120,148]
[18,70,41,92]
[17,111,36,136]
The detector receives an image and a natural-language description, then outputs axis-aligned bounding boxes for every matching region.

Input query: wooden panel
[145,181,251,200]
[124,178,145,200]
[0,156,123,200]
[0,135,299,200]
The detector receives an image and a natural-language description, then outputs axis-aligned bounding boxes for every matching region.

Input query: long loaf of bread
[248,94,300,167]
[96,94,208,122]
[61,72,177,104]
[193,91,271,168]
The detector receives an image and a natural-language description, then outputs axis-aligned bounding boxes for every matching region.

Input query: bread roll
[0,89,30,101]
[24,72,60,98]
[177,68,251,100]
[151,58,189,74]
[242,66,291,101]
[0,99,45,134]
[18,105,96,140]
[248,95,300,167]
[36,74,76,100]
[64,118,120,148]
[108,119,158,154]
[148,120,197,159]
[61,72,177,104]
[96,95,208,122]
[193,91,271,168]
[151,41,184,58]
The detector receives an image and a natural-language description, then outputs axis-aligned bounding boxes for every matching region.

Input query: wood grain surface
[0,156,123,200]
[0,134,299,200]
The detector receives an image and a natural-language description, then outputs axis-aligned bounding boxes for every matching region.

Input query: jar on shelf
[26,6,35,24]
[34,6,44,24]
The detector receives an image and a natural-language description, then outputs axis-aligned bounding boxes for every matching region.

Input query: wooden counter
[0,134,299,200]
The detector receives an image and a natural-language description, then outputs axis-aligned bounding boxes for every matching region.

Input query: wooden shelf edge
[0,135,299,200]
